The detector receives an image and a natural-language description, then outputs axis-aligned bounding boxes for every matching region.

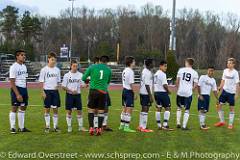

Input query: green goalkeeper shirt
[82,63,112,92]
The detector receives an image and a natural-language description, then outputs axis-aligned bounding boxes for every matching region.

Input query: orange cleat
[139,128,154,133]
[228,125,233,130]
[89,127,95,136]
[96,128,102,136]
[214,122,225,127]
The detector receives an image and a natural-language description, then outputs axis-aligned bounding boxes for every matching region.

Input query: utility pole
[68,0,75,61]
[169,0,176,52]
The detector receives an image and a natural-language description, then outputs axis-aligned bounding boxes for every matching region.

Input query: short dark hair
[70,59,78,66]
[100,55,109,63]
[93,57,100,64]
[125,56,135,67]
[208,66,215,69]
[48,52,57,59]
[15,49,25,58]
[228,58,236,64]
[160,60,167,66]
[144,58,153,67]
[185,58,194,66]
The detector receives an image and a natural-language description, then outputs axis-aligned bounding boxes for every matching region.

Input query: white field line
[0,103,237,121]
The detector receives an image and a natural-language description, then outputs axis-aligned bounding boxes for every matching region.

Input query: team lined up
[8,50,239,136]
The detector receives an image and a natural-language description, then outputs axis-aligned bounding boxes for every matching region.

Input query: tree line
[0,4,240,69]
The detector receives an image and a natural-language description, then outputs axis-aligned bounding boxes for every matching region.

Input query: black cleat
[182,127,191,131]
[177,124,181,129]
[103,126,113,132]
[18,128,31,132]
[45,127,50,133]
[162,126,174,131]
[10,128,17,134]
[53,127,61,133]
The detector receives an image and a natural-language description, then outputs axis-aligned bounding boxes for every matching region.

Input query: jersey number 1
[100,70,103,79]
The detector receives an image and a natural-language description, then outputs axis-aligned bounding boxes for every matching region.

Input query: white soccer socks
[18,110,25,129]
[9,112,16,129]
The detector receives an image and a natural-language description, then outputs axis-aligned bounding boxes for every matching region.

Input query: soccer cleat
[53,127,61,133]
[45,127,50,133]
[162,126,174,131]
[200,125,210,130]
[10,128,17,134]
[18,128,31,132]
[176,124,181,129]
[214,122,226,127]
[182,127,191,131]
[119,125,125,130]
[96,128,102,136]
[79,127,88,132]
[123,126,136,133]
[228,125,233,130]
[139,128,154,133]
[67,126,72,133]
[103,126,113,132]
[89,127,95,136]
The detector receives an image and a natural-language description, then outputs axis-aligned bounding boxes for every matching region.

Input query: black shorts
[88,89,107,110]
[105,93,111,108]
[140,94,152,107]
[44,90,61,108]
[154,92,171,108]
[11,86,28,107]
[122,88,134,107]
[65,93,82,110]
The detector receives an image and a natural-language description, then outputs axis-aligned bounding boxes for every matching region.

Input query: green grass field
[0,88,240,160]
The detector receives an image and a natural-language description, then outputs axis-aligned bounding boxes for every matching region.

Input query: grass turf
[0,88,240,159]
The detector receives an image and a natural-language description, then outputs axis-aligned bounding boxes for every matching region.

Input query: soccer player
[82,55,112,136]
[197,66,218,130]
[215,58,239,129]
[119,56,137,133]
[9,50,31,133]
[91,57,113,131]
[39,52,61,133]
[138,59,154,132]
[62,60,87,132]
[176,58,199,130]
[154,60,173,131]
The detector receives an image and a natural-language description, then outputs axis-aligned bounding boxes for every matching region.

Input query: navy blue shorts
[219,90,235,106]
[122,88,134,107]
[105,93,111,108]
[11,86,28,107]
[198,95,210,112]
[44,90,61,108]
[176,95,192,110]
[65,93,82,110]
[154,92,171,108]
[140,94,152,107]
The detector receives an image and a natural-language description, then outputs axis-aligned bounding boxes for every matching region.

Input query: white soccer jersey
[140,68,153,95]
[177,67,199,97]
[154,70,168,92]
[198,75,217,95]
[39,66,61,90]
[62,71,83,94]
[9,62,28,88]
[122,67,134,90]
[222,68,239,94]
